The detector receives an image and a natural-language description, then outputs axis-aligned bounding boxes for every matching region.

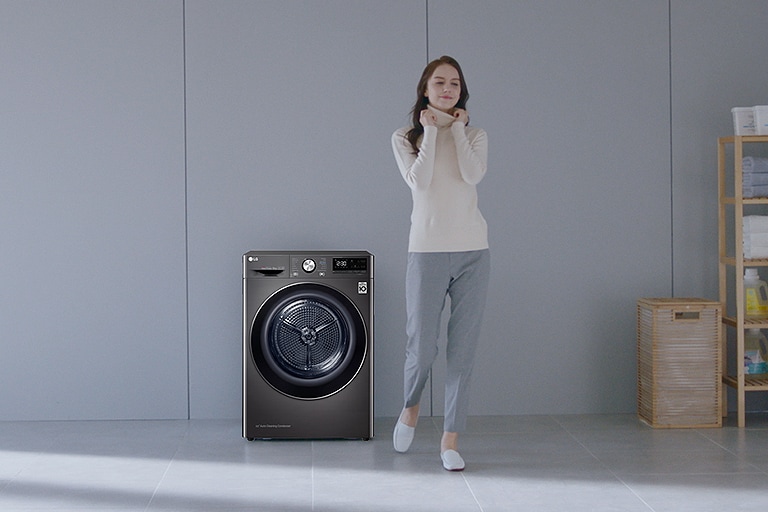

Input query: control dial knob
[302,258,316,273]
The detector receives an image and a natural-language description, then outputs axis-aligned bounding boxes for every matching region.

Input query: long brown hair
[404,56,470,154]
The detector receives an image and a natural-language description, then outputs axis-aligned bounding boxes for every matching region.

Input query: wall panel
[428,0,672,415]
[0,0,187,419]
[184,0,424,417]
[671,0,768,411]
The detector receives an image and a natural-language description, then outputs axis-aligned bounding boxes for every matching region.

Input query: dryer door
[250,282,367,399]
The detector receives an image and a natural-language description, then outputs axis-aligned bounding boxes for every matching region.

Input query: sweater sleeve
[451,122,488,185]
[392,126,438,191]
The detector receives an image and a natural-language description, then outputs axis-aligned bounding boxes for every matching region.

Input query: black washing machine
[242,251,373,440]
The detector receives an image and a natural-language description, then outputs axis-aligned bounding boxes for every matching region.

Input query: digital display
[333,257,367,272]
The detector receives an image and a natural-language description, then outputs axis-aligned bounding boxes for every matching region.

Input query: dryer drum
[269,298,349,379]
[251,283,367,400]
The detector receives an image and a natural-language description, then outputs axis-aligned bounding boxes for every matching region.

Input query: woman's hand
[451,108,469,125]
[420,109,438,127]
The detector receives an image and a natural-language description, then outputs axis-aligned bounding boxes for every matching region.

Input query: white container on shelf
[754,106,768,135]
[732,107,756,135]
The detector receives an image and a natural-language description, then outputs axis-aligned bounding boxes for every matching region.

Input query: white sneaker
[392,420,415,453]
[441,449,465,471]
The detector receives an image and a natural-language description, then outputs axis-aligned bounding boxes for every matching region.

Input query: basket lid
[637,297,721,307]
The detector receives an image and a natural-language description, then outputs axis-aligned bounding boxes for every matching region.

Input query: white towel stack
[742,157,768,198]
[744,215,768,259]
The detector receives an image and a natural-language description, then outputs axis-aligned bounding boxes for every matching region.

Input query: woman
[391,56,490,471]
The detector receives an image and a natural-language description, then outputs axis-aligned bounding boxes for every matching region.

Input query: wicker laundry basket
[637,298,722,428]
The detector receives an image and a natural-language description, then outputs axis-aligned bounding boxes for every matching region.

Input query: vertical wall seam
[182,0,191,420]
[425,0,429,62]
[425,0,433,417]
[668,0,675,297]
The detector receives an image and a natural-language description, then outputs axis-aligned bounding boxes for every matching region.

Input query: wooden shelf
[723,375,768,392]
[722,316,768,329]
[719,135,768,144]
[718,135,768,427]
[721,257,768,267]
[722,197,768,205]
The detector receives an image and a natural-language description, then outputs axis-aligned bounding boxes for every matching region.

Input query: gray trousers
[403,249,490,433]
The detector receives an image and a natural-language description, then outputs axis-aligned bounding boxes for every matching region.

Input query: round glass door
[251,283,366,399]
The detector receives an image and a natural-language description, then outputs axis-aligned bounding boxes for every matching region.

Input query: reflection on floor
[2,414,768,511]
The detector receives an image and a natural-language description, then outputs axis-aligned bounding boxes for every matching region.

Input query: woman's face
[423,64,461,113]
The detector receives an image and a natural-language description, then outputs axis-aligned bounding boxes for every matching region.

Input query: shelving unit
[718,135,768,427]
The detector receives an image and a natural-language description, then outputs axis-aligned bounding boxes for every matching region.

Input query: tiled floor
[2,414,768,511]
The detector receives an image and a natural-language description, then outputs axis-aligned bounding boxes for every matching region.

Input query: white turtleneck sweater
[392,105,489,253]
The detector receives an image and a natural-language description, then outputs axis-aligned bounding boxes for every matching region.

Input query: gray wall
[1,0,188,420]
[670,0,768,411]
[1,1,767,421]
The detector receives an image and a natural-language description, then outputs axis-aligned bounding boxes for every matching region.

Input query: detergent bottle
[744,329,768,375]
[744,269,768,318]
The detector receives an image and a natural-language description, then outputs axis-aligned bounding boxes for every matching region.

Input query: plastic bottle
[744,269,768,318]
[744,329,768,375]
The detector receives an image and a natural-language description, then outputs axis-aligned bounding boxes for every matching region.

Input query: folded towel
[744,216,768,234]
[744,157,768,173]
[744,245,768,259]
[745,233,768,246]
[744,231,768,259]
[744,244,768,258]
[744,241,768,258]
[743,185,768,198]
[744,173,768,187]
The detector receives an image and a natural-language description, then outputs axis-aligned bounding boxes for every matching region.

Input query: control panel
[244,253,370,279]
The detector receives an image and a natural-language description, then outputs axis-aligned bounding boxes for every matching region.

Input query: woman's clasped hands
[451,108,468,125]
[419,108,468,127]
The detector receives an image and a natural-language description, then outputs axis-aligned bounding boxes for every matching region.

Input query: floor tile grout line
[604,473,658,512]
[559,422,659,512]
[459,472,486,512]
[144,421,190,512]
[557,419,768,509]
[693,428,768,475]
[0,434,58,497]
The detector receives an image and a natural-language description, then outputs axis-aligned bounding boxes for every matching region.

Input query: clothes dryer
[243,251,373,440]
